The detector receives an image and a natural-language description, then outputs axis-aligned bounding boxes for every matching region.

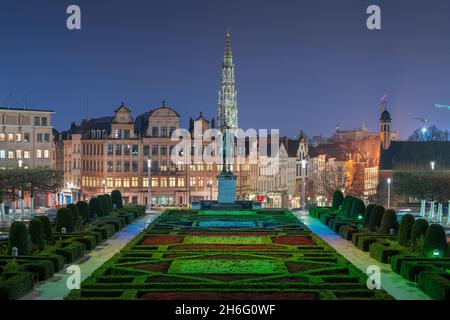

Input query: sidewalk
[292,210,431,300]
[22,211,160,300]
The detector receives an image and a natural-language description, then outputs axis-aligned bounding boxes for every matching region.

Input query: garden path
[21,210,161,300]
[293,210,431,300]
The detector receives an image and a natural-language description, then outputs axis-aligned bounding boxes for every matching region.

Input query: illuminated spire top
[224,28,233,66]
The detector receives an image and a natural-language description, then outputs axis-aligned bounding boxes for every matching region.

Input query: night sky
[1,0,450,139]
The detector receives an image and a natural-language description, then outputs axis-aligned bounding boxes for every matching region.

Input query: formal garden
[0,189,146,300]
[66,209,393,300]
[309,190,450,300]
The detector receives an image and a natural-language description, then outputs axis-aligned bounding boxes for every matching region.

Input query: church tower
[380,99,392,150]
[217,29,238,131]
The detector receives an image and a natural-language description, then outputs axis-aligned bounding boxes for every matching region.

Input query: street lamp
[147,158,152,210]
[387,178,392,209]
[102,179,106,194]
[209,179,213,200]
[301,159,307,211]
[430,161,436,171]
[18,160,23,168]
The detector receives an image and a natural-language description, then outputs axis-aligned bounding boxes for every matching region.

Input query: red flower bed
[132,262,170,273]
[186,231,271,236]
[272,236,315,245]
[285,262,321,273]
[170,245,279,250]
[141,235,184,245]
[141,291,318,300]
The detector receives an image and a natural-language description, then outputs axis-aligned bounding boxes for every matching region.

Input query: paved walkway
[292,210,431,300]
[22,211,161,300]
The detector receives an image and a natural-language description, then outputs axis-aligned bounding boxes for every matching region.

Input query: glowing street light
[430,161,436,171]
[208,179,213,200]
[147,158,152,210]
[301,159,307,211]
[387,178,392,209]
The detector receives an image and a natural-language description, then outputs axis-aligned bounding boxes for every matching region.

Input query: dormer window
[91,130,96,139]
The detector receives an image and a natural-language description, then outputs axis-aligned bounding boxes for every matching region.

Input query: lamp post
[301,159,307,211]
[387,178,392,209]
[147,158,152,210]
[102,179,106,194]
[209,179,213,200]
[430,161,435,171]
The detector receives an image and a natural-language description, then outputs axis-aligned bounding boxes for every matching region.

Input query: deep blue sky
[1,0,450,139]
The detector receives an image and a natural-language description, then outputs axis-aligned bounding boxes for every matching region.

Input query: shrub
[55,208,75,233]
[0,272,34,300]
[97,195,109,216]
[363,204,376,228]
[66,203,80,226]
[89,197,104,218]
[37,215,53,242]
[368,205,385,231]
[331,190,344,210]
[341,196,351,214]
[28,218,45,252]
[418,271,450,300]
[411,219,429,245]
[350,198,365,219]
[111,190,123,209]
[398,214,415,246]
[422,224,448,258]
[104,194,113,212]
[76,201,91,223]
[7,221,29,256]
[345,196,355,217]
[379,209,398,234]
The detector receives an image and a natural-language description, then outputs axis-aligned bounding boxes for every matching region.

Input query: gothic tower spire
[217,28,238,131]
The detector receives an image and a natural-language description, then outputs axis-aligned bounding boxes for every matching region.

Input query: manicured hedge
[379,210,398,234]
[369,241,403,264]
[368,206,385,231]
[37,215,53,242]
[363,204,376,228]
[55,241,86,264]
[66,203,80,226]
[418,270,450,300]
[89,197,105,218]
[55,208,75,233]
[21,260,55,282]
[0,272,34,300]
[7,221,29,256]
[111,190,123,209]
[398,214,415,246]
[411,219,429,245]
[422,224,448,258]
[76,201,91,223]
[29,218,45,252]
[331,190,344,210]
[350,198,365,219]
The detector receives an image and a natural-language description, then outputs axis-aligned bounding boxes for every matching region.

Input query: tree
[89,198,104,218]
[55,208,75,233]
[29,218,45,252]
[408,125,450,142]
[76,201,91,223]
[7,221,29,256]
[111,190,123,209]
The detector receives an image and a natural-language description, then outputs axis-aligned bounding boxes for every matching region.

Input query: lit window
[15,133,22,142]
[44,150,49,158]
[0,150,5,158]
[151,177,158,187]
[177,177,185,187]
[131,177,138,187]
[143,177,149,187]
[23,151,30,159]
[123,178,130,188]
[107,177,114,188]
[169,177,176,187]
[199,178,204,188]
[16,150,22,159]
[8,133,14,142]
[36,149,42,158]
[114,178,122,188]
[160,178,167,187]
[0,133,5,141]
[190,177,196,187]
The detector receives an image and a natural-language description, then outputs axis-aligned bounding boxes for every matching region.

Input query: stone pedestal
[217,172,237,204]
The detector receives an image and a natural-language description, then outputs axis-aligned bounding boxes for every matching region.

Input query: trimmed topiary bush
[97,195,109,216]
[363,204,376,228]
[7,221,29,256]
[37,215,53,242]
[55,208,75,233]
[422,224,448,258]
[341,195,351,214]
[104,194,113,212]
[368,205,385,231]
[111,190,123,209]
[345,196,355,217]
[66,203,80,226]
[379,209,398,234]
[411,219,429,245]
[398,214,415,246]
[76,201,91,223]
[28,218,45,252]
[331,190,344,210]
[350,198,365,219]
[89,197,104,218]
